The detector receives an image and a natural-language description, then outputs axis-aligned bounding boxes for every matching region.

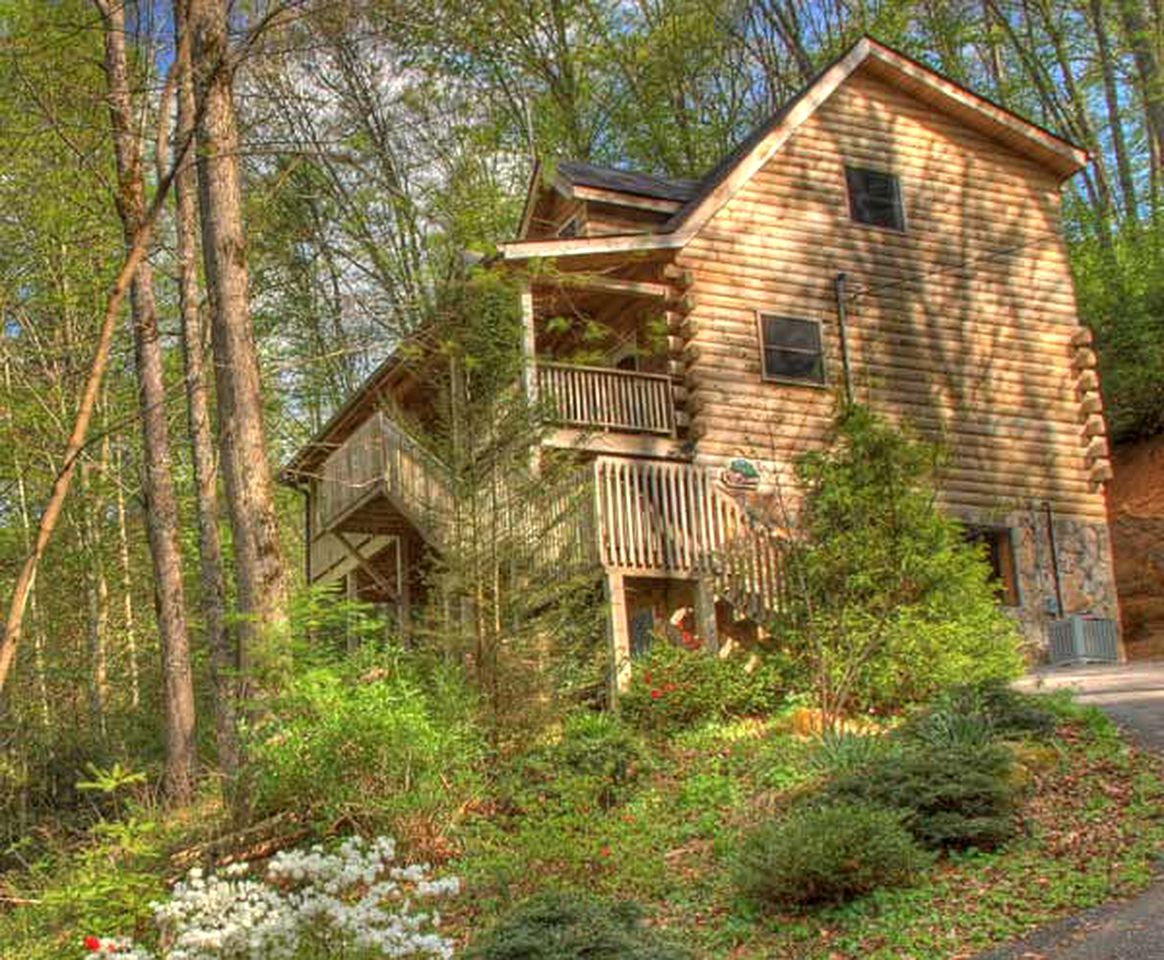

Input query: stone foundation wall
[1004,508,1121,659]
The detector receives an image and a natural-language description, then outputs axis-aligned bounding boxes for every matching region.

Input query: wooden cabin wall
[676,65,1118,634]
[584,202,672,236]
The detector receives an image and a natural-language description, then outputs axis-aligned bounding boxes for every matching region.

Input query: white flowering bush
[81,835,459,960]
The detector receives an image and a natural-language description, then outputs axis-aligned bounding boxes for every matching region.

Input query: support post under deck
[694,578,719,654]
[604,570,632,703]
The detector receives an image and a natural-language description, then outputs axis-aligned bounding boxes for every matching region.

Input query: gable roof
[500,35,1087,262]
[556,160,700,203]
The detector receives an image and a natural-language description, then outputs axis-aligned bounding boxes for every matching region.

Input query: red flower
[650,689,662,700]
[599,844,612,858]
[83,936,101,952]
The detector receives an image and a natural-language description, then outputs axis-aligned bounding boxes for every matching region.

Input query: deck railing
[313,414,783,620]
[316,412,453,537]
[317,413,390,529]
[537,362,675,435]
[592,456,785,619]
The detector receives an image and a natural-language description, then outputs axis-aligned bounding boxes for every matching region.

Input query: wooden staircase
[315,415,786,625]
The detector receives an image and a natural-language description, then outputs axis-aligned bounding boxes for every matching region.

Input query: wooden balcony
[536,361,675,435]
[310,414,784,622]
[592,456,785,620]
[315,411,452,539]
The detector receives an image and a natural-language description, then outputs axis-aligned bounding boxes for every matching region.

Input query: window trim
[556,213,584,239]
[843,165,907,233]
[755,312,828,388]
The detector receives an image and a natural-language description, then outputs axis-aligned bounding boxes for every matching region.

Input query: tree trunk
[114,445,141,709]
[1091,0,1140,221]
[1118,0,1164,174]
[175,16,241,782]
[184,0,289,690]
[96,0,197,803]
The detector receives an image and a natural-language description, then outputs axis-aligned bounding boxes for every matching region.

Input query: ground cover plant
[2,684,1163,960]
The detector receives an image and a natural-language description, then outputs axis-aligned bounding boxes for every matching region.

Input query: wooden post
[397,535,411,646]
[520,280,537,405]
[604,571,632,703]
[694,578,719,654]
[345,570,358,652]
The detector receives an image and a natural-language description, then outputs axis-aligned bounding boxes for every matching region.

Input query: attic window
[758,314,825,386]
[845,166,905,231]
[557,215,582,238]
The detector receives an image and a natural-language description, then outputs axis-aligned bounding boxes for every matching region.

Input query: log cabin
[281,36,1122,686]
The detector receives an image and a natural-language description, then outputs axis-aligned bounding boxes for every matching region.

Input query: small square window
[845,166,905,231]
[758,314,825,385]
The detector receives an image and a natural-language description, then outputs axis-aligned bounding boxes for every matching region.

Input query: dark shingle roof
[556,160,700,203]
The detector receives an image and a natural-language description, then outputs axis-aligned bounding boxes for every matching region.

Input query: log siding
[677,66,1105,521]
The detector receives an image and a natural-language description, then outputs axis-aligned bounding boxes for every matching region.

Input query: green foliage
[773,404,1023,718]
[1072,221,1164,439]
[464,890,692,960]
[827,742,1018,852]
[807,729,900,778]
[904,682,1058,748]
[249,646,484,826]
[498,711,648,811]
[735,802,931,910]
[620,641,786,733]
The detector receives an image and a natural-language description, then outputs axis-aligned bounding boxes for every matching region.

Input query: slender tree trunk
[184,0,289,692]
[2,356,51,728]
[175,21,240,782]
[96,0,197,802]
[1118,0,1164,173]
[114,446,141,709]
[1091,0,1140,221]
[81,458,110,736]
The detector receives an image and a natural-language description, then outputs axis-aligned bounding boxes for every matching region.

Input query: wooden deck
[536,361,675,436]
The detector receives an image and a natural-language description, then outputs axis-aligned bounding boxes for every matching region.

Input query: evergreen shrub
[735,801,930,909]
[827,741,1017,851]
[465,890,691,960]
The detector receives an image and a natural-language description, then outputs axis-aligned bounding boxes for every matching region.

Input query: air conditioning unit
[1046,615,1119,665]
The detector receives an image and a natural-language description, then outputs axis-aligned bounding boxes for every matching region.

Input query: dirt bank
[1108,435,1164,660]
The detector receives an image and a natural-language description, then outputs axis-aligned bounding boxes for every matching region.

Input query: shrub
[498,711,647,810]
[249,647,484,826]
[807,728,900,778]
[554,712,648,792]
[827,742,1017,851]
[735,801,930,909]
[620,642,785,732]
[902,682,1058,749]
[770,404,1024,719]
[464,890,691,959]
[85,835,459,959]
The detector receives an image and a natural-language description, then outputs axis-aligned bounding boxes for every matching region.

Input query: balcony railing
[536,361,675,435]
[592,456,786,620]
[316,412,453,537]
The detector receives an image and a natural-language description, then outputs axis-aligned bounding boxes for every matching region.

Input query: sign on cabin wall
[719,457,761,492]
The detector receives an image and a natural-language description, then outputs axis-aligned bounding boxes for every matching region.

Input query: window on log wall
[757,314,826,385]
[845,166,905,231]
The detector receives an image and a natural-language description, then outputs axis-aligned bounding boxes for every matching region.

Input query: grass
[1,697,1162,959]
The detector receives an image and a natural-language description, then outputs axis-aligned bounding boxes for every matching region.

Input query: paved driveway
[977,661,1164,960]
[1016,662,1164,752]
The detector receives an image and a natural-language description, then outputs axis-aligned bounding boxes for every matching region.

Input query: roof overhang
[505,36,1088,259]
